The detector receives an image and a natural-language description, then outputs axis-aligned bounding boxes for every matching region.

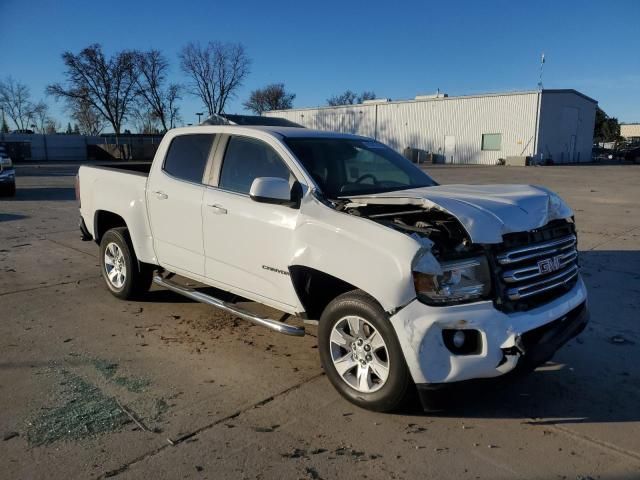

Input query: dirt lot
[1,162,639,480]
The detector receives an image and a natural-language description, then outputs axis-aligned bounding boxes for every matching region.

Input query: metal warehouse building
[265,89,597,165]
[621,123,640,142]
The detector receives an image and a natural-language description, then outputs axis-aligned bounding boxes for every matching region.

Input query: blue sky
[1,0,639,130]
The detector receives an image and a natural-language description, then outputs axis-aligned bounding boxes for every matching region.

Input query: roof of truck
[226,125,368,140]
[202,113,304,128]
[168,124,370,141]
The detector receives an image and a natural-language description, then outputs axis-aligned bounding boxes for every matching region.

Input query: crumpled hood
[347,184,573,244]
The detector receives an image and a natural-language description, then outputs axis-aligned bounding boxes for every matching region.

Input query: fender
[290,193,426,312]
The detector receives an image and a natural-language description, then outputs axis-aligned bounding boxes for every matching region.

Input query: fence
[0,133,164,162]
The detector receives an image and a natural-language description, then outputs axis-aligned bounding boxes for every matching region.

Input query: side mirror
[249,177,292,205]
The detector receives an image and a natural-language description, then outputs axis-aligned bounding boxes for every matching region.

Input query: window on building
[481,133,502,151]
[219,136,292,194]
[163,134,216,183]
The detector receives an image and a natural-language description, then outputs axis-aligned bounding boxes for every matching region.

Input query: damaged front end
[335,188,588,408]
[336,201,494,307]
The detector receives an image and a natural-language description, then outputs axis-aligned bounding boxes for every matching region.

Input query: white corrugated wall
[281,105,377,138]
[266,92,542,165]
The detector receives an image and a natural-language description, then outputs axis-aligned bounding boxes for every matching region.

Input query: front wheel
[99,227,153,300]
[318,290,411,412]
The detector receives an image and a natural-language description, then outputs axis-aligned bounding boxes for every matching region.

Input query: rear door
[147,134,216,276]
[202,134,301,308]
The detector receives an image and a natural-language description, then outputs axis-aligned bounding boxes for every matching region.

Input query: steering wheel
[354,173,378,184]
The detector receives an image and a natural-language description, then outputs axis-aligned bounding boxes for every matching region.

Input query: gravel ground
[1,162,639,479]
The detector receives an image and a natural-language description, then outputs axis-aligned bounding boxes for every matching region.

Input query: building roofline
[541,89,598,104]
[266,89,597,114]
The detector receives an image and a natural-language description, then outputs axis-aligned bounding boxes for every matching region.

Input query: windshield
[284,137,437,198]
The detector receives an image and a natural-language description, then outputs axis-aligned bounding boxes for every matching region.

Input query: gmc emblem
[537,255,562,274]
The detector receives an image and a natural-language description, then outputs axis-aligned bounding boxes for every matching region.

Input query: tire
[0,182,14,197]
[99,227,153,300]
[318,290,411,412]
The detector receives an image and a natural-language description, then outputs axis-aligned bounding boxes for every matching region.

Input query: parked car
[76,126,588,412]
[621,144,640,163]
[0,144,16,196]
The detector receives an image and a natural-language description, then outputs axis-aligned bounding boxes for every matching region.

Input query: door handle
[207,204,227,214]
[153,190,168,200]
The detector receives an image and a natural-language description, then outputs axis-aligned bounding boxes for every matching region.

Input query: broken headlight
[413,256,491,304]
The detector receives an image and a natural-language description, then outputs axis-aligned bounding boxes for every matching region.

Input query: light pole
[196,112,203,124]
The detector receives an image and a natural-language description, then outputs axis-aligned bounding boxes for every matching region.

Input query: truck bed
[78,163,155,263]
[89,162,152,176]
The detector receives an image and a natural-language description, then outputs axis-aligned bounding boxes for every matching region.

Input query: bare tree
[327,90,377,106]
[47,44,138,136]
[165,84,181,128]
[243,83,295,115]
[358,91,376,102]
[134,50,182,131]
[68,95,105,135]
[179,41,250,115]
[0,77,36,130]
[45,119,60,134]
[131,99,161,134]
[32,101,50,133]
[327,90,357,106]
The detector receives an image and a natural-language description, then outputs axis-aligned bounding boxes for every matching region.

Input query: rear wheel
[99,227,153,299]
[318,290,411,412]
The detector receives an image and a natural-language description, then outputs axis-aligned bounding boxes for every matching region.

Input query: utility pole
[538,53,545,91]
[196,112,203,124]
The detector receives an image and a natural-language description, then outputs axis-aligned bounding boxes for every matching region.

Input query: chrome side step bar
[153,275,305,337]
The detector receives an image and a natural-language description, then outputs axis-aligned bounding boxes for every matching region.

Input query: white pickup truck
[77,125,588,412]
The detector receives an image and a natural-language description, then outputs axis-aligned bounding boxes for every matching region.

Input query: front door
[146,134,216,276]
[202,135,300,309]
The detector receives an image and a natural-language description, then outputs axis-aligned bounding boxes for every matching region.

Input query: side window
[163,134,215,183]
[219,136,291,194]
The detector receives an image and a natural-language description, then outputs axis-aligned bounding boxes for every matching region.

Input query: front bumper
[0,168,15,183]
[390,276,588,385]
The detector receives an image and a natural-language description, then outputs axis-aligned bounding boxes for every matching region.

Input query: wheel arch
[93,210,128,244]
[289,265,364,321]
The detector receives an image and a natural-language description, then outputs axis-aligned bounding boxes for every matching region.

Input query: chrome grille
[496,234,579,301]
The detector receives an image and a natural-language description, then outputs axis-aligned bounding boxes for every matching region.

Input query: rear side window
[163,134,215,183]
[219,136,291,194]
